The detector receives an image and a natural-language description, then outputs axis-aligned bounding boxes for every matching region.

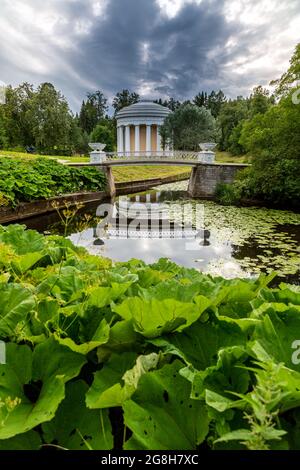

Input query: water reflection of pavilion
[94,193,211,242]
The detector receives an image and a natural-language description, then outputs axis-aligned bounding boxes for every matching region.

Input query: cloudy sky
[0,0,299,111]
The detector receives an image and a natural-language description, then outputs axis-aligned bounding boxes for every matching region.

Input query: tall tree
[79,91,108,134]
[207,90,226,118]
[217,98,249,151]
[160,103,217,151]
[249,86,274,118]
[26,82,73,153]
[193,91,207,108]
[154,97,181,111]
[238,90,300,206]
[271,43,300,97]
[0,105,8,148]
[4,83,34,147]
[90,118,116,152]
[112,89,139,114]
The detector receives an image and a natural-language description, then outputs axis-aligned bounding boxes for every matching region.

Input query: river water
[20,181,300,284]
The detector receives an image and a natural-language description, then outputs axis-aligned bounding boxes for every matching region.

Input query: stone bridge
[67,151,249,199]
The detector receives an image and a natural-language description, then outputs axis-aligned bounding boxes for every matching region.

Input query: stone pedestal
[197,151,215,164]
[90,151,106,164]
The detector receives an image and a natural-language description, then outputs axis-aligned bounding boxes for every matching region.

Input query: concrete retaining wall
[0,191,107,224]
[188,163,249,198]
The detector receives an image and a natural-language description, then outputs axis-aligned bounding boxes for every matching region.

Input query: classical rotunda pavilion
[115,99,171,155]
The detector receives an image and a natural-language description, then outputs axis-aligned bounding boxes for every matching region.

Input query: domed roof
[116,100,171,120]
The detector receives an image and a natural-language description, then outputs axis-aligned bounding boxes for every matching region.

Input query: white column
[157,126,162,155]
[119,126,124,155]
[146,125,152,155]
[125,125,131,155]
[135,125,140,156]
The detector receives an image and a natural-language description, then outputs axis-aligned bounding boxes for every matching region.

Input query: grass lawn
[112,165,191,182]
[215,151,251,163]
[0,150,90,163]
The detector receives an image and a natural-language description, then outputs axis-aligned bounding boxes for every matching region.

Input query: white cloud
[0,0,299,109]
[156,0,202,18]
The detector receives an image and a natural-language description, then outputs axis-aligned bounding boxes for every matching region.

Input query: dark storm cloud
[0,0,299,111]
[68,0,238,102]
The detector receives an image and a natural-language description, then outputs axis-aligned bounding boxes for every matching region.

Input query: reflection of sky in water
[69,224,249,279]
[67,187,256,278]
[19,180,300,281]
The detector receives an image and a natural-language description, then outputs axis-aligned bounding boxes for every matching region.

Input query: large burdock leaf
[0,430,41,450]
[112,297,210,338]
[138,279,206,302]
[0,339,86,439]
[123,361,209,450]
[0,283,35,338]
[0,225,45,254]
[11,252,45,275]
[42,381,113,450]
[88,282,134,308]
[153,315,247,370]
[253,306,300,371]
[54,319,110,355]
[36,266,85,302]
[86,352,137,409]
[87,353,160,409]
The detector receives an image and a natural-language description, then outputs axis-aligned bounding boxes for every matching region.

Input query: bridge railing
[105,151,200,162]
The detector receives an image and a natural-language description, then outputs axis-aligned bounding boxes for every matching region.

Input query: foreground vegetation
[0,225,299,450]
[0,158,106,208]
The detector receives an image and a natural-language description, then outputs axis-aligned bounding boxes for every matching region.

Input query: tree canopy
[160,103,217,151]
[112,89,139,114]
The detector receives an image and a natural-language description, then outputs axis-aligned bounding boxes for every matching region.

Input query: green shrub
[0,158,106,207]
[215,182,241,205]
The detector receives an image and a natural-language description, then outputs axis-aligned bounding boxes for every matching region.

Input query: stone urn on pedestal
[89,143,107,163]
[198,143,217,163]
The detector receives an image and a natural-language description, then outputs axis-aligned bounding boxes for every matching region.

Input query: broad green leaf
[0,430,41,450]
[36,266,85,302]
[214,429,253,443]
[11,252,45,275]
[97,320,141,361]
[112,297,209,338]
[188,346,250,400]
[0,283,35,338]
[205,390,239,412]
[137,268,174,287]
[159,316,247,370]
[0,225,45,254]
[0,340,86,439]
[86,353,159,409]
[86,352,137,409]
[123,361,210,450]
[253,308,300,371]
[88,282,133,308]
[139,279,206,302]
[42,381,113,450]
[54,319,110,355]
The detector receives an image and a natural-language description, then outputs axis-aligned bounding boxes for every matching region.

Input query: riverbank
[0,172,190,224]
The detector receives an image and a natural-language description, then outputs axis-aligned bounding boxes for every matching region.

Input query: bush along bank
[0,224,300,450]
[0,158,106,208]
